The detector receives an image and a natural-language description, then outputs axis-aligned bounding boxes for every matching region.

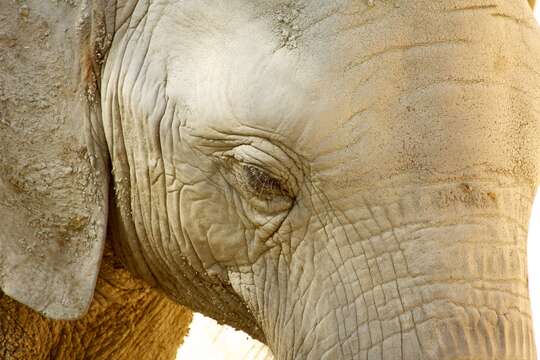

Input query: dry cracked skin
[1,0,540,359]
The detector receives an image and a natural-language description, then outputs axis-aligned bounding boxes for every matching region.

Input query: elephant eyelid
[214,145,299,201]
[242,164,292,199]
[218,154,293,200]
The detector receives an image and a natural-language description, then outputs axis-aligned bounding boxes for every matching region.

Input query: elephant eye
[242,165,290,199]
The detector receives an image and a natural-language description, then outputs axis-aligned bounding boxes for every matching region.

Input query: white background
[177,8,540,359]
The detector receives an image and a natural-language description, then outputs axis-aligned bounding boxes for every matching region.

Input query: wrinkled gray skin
[3,0,540,359]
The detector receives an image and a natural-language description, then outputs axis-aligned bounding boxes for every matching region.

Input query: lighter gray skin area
[99,1,540,358]
[3,0,540,359]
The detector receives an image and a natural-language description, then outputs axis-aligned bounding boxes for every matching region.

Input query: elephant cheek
[179,183,249,273]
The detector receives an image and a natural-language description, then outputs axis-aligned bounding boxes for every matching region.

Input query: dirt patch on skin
[273,3,303,49]
[436,183,499,209]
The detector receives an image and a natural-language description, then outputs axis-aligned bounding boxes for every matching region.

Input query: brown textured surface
[0,244,192,360]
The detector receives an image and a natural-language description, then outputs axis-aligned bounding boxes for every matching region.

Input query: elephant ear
[0,0,113,319]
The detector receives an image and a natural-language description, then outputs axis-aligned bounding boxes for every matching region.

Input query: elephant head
[2,0,540,358]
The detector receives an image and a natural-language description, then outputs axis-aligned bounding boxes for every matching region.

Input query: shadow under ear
[0,0,113,319]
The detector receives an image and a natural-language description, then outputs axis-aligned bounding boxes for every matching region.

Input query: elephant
[1,0,540,359]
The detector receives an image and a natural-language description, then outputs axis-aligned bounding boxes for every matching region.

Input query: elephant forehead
[158,1,348,136]
[147,0,540,182]
[157,0,384,149]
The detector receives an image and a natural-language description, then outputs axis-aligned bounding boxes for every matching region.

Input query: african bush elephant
[1,0,540,359]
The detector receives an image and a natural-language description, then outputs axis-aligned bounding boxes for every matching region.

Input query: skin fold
[2,0,540,359]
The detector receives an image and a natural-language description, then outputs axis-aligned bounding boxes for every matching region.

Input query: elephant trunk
[256,179,535,360]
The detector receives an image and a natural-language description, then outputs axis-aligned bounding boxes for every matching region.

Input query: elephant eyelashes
[242,165,291,200]
[218,151,294,206]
